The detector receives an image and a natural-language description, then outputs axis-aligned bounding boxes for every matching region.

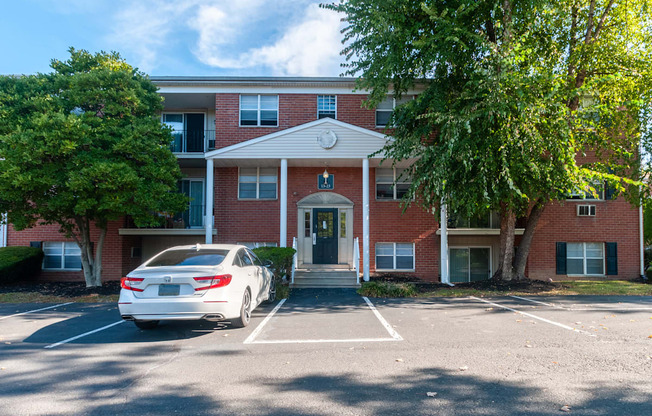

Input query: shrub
[358,281,418,298]
[252,246,296,281]
[0,246,44,284]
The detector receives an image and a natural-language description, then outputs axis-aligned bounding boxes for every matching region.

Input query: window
[376,96,411,127]
[568,182,604,200]
[162,113,206,152]
[317,95,336,119]
[340,212,346,238]
[240,95,278,126]
[375,243,414,270]
[238,167,278,199]
[238,242,278,249]
[376,168,411,200]
[176,179,204,228]
[567,242,604,275]
[147,249,228,267]
[449,247,491,283]
[304,212,311,237]
[43,242,82,270]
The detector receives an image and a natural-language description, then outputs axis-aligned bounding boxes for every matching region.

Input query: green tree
[325,0,651,280]
[0,48,187,287]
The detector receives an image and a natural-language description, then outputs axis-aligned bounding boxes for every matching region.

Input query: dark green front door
[313,208,338,264]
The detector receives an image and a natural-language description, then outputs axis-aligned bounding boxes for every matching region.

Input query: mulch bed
[0,280,121,297]
[371,273,561,294]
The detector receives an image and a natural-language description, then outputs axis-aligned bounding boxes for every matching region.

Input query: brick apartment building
[1,77,644,285]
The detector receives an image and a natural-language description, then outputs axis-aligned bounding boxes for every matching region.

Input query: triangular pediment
[205,118,390,160]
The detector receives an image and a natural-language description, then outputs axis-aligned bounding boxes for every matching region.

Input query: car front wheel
[266,278,276,303]
[231,289,251,328]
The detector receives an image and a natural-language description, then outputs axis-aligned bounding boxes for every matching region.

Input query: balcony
[118,206,216,236]
[170,130,216,153]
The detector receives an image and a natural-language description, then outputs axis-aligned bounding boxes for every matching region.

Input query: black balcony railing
[170,130,216,153]
[124,204,205,229]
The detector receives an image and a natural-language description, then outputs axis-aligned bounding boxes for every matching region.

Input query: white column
[440,202,450,284]
[362,158,370,282]
[205,158,214,244]
[280,158,288,247]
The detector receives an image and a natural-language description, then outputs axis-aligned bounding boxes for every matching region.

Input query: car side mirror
[264,260,273,268]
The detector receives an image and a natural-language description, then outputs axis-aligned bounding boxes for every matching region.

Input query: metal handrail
[291,237,297,285]
[169,130,217,153]
[353,236,360,285]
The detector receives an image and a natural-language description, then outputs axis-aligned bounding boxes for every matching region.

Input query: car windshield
[146,249,229,267]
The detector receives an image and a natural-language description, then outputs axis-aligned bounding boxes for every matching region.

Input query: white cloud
[107,0,345,75]
[191,2,345,76]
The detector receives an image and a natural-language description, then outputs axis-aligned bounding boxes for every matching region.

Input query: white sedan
[118,244,275,329]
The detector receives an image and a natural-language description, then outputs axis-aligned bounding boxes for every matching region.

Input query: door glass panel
[189,181,203,227]
[469,248,490,281]
[450,248,469,283]
[316,212,334,238]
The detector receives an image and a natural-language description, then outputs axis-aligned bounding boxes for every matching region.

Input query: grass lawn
[0,292,119,303]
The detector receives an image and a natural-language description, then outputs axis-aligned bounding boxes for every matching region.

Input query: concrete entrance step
[297,264,352,270]
[292,270,360,288]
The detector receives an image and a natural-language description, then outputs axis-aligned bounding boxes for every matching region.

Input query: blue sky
[0,0,347,77]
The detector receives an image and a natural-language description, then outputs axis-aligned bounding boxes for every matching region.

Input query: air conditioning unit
[577,205,596,216]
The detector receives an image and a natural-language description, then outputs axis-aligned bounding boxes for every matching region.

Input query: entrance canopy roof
[205,118,410,167]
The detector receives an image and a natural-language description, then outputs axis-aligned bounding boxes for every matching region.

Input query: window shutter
[556,242,567,275]
[29,241,42,249]
[605,242,618,275]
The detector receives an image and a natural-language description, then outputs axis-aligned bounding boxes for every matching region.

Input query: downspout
[1,214,7,248]
[641,204,646,281]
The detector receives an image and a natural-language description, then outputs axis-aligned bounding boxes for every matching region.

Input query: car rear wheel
[266,278,276,303]
[134,320,159,330]
[231,289,251,328]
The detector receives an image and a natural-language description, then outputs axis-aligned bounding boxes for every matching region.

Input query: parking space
[1,292,651,415]
[244,288,401,344]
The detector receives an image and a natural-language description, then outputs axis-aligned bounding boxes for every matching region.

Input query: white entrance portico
[203,118,391,281]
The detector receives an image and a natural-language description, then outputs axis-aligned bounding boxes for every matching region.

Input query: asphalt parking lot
[0,289,651,415]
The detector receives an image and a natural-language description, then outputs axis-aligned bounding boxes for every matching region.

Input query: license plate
[158,284,180,296]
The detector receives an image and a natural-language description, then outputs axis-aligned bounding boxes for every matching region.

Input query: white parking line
[509,296,565,309]
[244,296,403,345]
[243,299,286,344]
[362,296,403,340]
[0,302,74,321]
[44,320,125,349]
[470,296,595,337]
[509,295,652,311]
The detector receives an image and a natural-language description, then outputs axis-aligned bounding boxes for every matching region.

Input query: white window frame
[317,95,337,119]
[567,181,604,201]
[375,167,412,201]
[375,96,411,127]
[239,95,279,127]
[238,167,278,200]
[567,242,605,276]
[42,241,82,271]
[448,246,492,283]
[375,242,415,271]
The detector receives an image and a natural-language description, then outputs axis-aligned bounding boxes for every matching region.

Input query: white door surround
[297,192,354,268]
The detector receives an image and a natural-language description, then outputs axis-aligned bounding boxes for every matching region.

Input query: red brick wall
[7,221,125,282]
[527,198,641,280]
[215,93,387,148]
[212,166,439,280]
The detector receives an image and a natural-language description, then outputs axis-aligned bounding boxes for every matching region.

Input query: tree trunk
[494,204,516,281]
[514,201,547,279]
[73,217,106,288]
